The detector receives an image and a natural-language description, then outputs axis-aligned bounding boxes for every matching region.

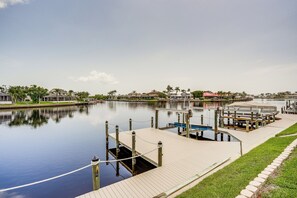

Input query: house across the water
[0,93,12,104]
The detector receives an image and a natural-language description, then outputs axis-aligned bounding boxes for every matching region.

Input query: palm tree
[175,87,180,94]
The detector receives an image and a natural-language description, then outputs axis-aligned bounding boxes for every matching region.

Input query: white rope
[0,164,92,192]
[100,147,159,163]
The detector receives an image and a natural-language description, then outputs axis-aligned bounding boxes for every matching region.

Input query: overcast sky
[0,0,296,95]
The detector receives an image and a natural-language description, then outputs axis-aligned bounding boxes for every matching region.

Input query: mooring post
[116,125,120,156]
[105,121,109,165]
[220,133,223,141]
[255,113,259,129]
[228,135,231,142]
[182,113,185,124]
[155,110,159,129]
[201,114,204,125]
[234,111,237,130]
[186,114,190,138]
[273,113,275,122]
[158,141,163,167]
[129,118,132,131]
[251,112,254,129]
[240,141,243,156]
[281,107,284,114]
[246,120,249,132]
[132,131,136,175]
[91,156,100,190]
[105,121,109,146]
[214,110,218,133]
[151,116,154,128]
[178,113,181,134]
[227,111,230,128]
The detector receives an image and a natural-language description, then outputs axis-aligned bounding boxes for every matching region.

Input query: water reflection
[0,105,89,128]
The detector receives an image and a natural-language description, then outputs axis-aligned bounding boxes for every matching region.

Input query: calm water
[0,100,284,198]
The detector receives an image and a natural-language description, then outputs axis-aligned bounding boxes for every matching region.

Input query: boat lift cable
[0,147,159,193]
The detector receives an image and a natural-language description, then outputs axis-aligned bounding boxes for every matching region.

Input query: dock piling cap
[92,156,99,162]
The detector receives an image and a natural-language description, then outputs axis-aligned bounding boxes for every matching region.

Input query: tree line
[0,85,90,103]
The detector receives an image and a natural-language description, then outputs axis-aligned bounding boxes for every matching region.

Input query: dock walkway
[79,114,297,198]
[79,128,239,198]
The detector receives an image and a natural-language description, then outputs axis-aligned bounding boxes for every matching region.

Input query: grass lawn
[275,123,297,136]
[261,148,297,197]
[177,123,297,198]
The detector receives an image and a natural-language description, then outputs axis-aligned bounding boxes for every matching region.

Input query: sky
[0,0,296,95]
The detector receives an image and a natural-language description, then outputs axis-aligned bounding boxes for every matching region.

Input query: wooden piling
[155,110,159,129]
[158,141,163,167]
[233,111,237,130]
[220,133,223,141]
[178,113,181,134]
[240,141,243,156]
[273,113,275,122]
[228,135,231,142]
[105,121,109,145]
[129,118,132,131]
[227,111,230,128]
[105,121,109,165]
[132,131,136,175]
[116,125,120,156]
[151,117,154,128]
[201,114,204,125]
[186,113,190,138]
[246,120,249,132]
[214,110,218,134]
[91,156,100,190]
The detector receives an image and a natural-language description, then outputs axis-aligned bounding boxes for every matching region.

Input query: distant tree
[187,88,191,92]
[27,85,48,103]
[191,90,204,99]
[76,91,90,101]
[94,94,107,100]
[8,86,28,102]
[166,85,173,93]
[158,92,167,98]
[107,90,117,99]
[68,90,74,96]
[174,87,180,94]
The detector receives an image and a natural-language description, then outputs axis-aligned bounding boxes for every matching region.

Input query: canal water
[0,100,284,198]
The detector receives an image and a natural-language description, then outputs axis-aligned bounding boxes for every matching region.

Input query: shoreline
[0,102,90,110]
[106,98,252,103]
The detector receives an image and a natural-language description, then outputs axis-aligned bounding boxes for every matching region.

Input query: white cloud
[72,71,119,84]
[0,0,29,9]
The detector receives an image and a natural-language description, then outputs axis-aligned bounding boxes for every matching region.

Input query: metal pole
[91,156,100,190]
[132,131,136,175]
[155,110,159,129]
[158,141,163,167]
[129,118,132,131]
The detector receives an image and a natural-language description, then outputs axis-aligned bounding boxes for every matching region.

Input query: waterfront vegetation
[178,123,297,198]
[275,123,297,136]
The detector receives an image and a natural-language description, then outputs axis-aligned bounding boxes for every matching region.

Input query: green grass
[177,123,297,198]
[262,148,297,198]
[275,123,297,136]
